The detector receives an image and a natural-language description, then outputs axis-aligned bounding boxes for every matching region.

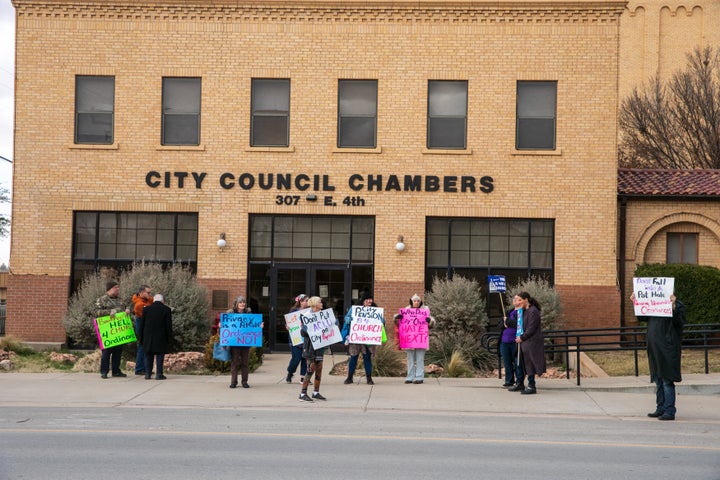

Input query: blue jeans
[347,347,372,377]
[655,377,676,416]
[405,349,426,381]
[287,344,307,377]
[499,342,517,384]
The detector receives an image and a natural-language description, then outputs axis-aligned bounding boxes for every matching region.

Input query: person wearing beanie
[394,294,435,384]
[342,291,384,385]
[94,280,131,379]
[285,294,309,384]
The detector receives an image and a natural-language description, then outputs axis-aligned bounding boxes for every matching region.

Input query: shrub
[62,262,211,351]
[426,331,496,372]
[0,335,35,355]
[635,263,720,325]
[425,275,488,337]
[444,350,474,378]
[506,276,563,331]
[371,343,406,377]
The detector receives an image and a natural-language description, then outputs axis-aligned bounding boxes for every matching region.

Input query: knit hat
[411,294,421,302]
[360,291,373,301]
[106,281,118,291]
[295,294,308,303]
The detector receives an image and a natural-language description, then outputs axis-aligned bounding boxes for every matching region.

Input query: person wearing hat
[394,294,435,384]
[285,294,309,383]
[343,291,384,385]
[227,296,261,388]
[94,280,131,379]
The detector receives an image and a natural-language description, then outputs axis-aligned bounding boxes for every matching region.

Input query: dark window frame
[162,77,201,146]
[251,78,291,147]
[337,79,378,148]
[427,80,468,150]
[516,80,557,150]
[75,75,115,145]
[666,232,698,264]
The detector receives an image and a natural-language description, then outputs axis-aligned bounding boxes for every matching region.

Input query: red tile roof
[618,168,720,197]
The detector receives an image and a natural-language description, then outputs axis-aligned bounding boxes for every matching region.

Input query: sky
[0,0,14,268]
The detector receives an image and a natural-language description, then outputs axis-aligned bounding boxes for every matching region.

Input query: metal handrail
[483,323,720,386]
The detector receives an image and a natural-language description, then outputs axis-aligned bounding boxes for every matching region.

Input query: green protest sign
[93,311,137,349]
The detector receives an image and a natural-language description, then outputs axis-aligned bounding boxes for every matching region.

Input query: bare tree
[619,46,720,169]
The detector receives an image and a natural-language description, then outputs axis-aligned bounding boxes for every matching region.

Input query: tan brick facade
[8,0,628,343]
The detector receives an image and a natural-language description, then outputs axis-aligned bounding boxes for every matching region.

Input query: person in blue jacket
[342,291,384,385]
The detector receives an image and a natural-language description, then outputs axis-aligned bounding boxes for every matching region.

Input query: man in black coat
[634,292,686,421]
[139,294,173,380]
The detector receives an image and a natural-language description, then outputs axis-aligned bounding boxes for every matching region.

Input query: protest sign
[397,307,429,349]
[284,308,309,346]
[301,308,342,349]
[632,277,675,317]
[488,275,506,293]
[348,305,385,345]
[219,313,263,347]
[94,311,137,350]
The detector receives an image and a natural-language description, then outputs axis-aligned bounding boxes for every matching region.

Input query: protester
[394,294,434,384]
[139,293,173,380]
[131,284,153,376]
[632,292,686,421]
[299,296,335,401]
[499,295,523,388]
[513,291,545,394]
[286,293,309,384]
[226,296,261,389]
[343,291,385,385]
[95,281,131,379]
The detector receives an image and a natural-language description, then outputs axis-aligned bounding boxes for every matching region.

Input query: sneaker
[520,387,537,395]
[647,411,663,418]
[299,393,313,402]
[286,373,293,383]
[242,382,250,388]
[413,380,423,384]
[404,380,413,384]
[100,374,108,379]
[112,372,127,378]
[344,377,353,384]
[156,374,167,380]
[366,377,374,385]
[658,414,675,421]
[508,384,525,392]
[312,392,327,401]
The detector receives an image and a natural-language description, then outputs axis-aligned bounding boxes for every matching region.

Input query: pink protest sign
[398,308,430,350]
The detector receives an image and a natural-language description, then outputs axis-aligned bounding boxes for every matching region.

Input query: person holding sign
[95,281,131,379]
[299,296,336,402]
[226,296,258,389]
[500,295,523,388]
[513,292,545,395]
[342,291,385,385]
[139,294,173,380]
[631,287,686,421]
[285,294,309,384]
[394,294,434,384]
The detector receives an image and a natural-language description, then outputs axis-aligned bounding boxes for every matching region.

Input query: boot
[344,375,353,384]
[366,375,374,385]
[508,383,525,392]
[285,372,293,383]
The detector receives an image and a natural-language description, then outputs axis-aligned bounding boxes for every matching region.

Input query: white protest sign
[284,308,310,346]
[348,305,384,345]
[632,277,675,317]
[301,308,342,350]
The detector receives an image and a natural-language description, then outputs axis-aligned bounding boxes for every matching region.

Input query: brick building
[2,0,649,347]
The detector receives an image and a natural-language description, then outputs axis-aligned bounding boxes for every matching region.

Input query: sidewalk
[1,353,718,421]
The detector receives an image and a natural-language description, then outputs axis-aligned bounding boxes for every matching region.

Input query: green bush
[425,275,488,337]
[634,263,720,325]
[62,262,211,351]
[506,276,563,331]
[0,335,35,355]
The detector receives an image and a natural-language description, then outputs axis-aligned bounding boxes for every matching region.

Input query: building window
[249,215,374,263]
[338,80,377,148]
[162,77,201,145]
[427,80,467,149]
[251,79,290,147]
[71,212,198,292]
[425,218,554,318]
[516,81,557,150]
[667,233,698,264]
[75,76,114,144]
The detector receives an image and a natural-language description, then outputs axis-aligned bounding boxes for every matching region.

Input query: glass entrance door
[269,265,350,351]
